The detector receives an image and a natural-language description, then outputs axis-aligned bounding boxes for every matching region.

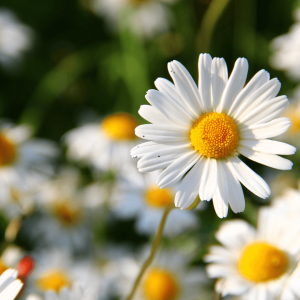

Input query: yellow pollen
[238,242,289,282]
[143,268,179,300]
[0,134,17,166]
[285,108,300,133]
[36,269,71,292]
[0,259,8,275]
[190,112,239,159]
[145,187,173,208]
[52,200,82,226]
[101,113,138,141]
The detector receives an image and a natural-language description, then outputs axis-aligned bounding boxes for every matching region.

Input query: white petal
[171,60,202,113]
[175,157,205,209]
[137,145,190,172]
[234,78,281,120]
[227,156,270,199]
[211,57,228,112]
[223,161,245,213]
[156,151,200,188]
[228,69,270,116]
[0,280,23,300]
[237,146,293,170]
[145,90,193,127]
[199,158,218,201]
[198,53,213,112]
[240,117,292,140]
[131,141,190,158]
[217,58,249,114]
[240,96,289,126]
[138,105,174,125]
[216,219,256,249]
[0,270,18,292]
[212,160,229,218]
[240,139,296,155]
[168,63,199,118]
[135,124,188,142]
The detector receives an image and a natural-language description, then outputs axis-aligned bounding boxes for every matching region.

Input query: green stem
[125,202,175,300]
[197,0,232,53]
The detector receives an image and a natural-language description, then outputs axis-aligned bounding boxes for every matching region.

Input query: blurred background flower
[0,0,299,299]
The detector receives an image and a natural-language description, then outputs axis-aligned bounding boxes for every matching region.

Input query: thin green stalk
[197,0,232,53]
[125,202,175,300]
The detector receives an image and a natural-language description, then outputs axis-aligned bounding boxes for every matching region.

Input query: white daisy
[110,168,199,236]
[64,113,139,174]
[0,9,33,68]
[270,8,300,80]
[131,53,296,218]
[27,285,99,300]
[28,249,108,299]
[111,248,209,300]
[24,168,92,253]
[0,122,58,218]
[205,206,300,300]
[91,0,175,38]
[0,269,23,300]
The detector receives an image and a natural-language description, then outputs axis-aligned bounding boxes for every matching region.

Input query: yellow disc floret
[145,187,173,208]
[0,134,17,166]
[238,242,289,282]
[190,112,239,159]
[36,269,71,292]
[285,108,300,134]
[101,113,138,141]
[52,200,82,226]
[143,268,179,300]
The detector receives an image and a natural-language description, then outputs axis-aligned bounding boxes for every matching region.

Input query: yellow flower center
[145,187,173,208]
[238,242,289,282]
[190,112,239,159]
[36,269,71,292]
[143,268,179,300]
[52,200,82,226]
[285,108,300,133]
[0,259,8,275]
[101,113,138,141]
[0,134,17,166]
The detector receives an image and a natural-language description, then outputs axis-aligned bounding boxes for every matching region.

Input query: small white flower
[205,207,300,300]
[92,0,176,38]
[64,113,139,174]
[111,168,199,236]
[270,8,300,80]
[111,248,209,300]
[0,122,58,218]
[0,9,33,68]
[0,269,23,300]
[28,250,108,299]
[132,53,295,218]
[24,168,92,253]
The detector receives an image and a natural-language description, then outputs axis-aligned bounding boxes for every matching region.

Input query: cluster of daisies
[3,3,300,300]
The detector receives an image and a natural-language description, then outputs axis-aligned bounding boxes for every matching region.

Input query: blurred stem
[197,0,232,53]
[125,202,175,300]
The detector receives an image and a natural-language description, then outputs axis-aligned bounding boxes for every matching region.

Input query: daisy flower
[91,0,176,38]
[205,206,300,299]
[270,8,300,80]
[23,168,92,253]
[110,168,199,236]
[27,285,99,300]
[0,122,58,218]
[0,9,33,68]
[28,249,108,299]
[64,113,139,174]
[111,248,209,300]
[0,269,23,300]
[131,53,295,218]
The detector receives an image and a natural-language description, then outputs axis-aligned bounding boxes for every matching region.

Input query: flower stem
[197,0,232,53]
[125,202,175,300]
